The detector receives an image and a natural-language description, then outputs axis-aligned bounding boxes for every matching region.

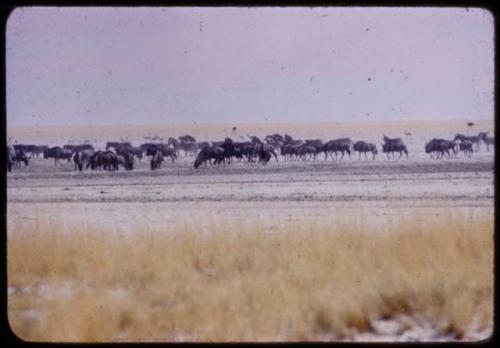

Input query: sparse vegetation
[7,209,493,342]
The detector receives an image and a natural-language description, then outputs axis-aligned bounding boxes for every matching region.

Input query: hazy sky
[6,7,494,127]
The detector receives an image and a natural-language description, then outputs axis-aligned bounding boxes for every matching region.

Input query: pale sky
[6,7,494,127]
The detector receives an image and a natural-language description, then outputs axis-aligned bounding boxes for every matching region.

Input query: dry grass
[7,209,493,342]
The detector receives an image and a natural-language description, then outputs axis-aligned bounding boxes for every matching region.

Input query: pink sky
[6,7,494,127]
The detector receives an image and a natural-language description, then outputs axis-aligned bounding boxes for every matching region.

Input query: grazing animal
[86,151,118,171]
[72,151,84,171]
[146,144,177,163]
[140,143,158,154]
[454,134,480,152]
[280,143,299,161]
[198,141,211,150]
[72,148,96,171]
[106,141,132,150]
[353,141,378,160]
[234,141,257,162]
[459,140,474,157]
[298,144,317,161]
[425,139,457,159]
[478,132,494,152]
[116,146,141,162]
[30,145,49,158]
[14,149,29,168]
[382,136,408,160]
[252,143,278,163]
[193,146,225,168]
[323,138,352,161]
[7,146,16,172]
[250,143,277,164]
[179,140,199,157]
[179,135,196,143]
[304,139,324,159]
[44,146,73,165]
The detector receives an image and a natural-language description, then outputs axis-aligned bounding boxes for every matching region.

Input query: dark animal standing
[86,151,119,171]
[280,143,299,161]
[193,146,225,168]
[425,139,457,159]
[44,146,73,164]
[14,149,30,168]
[382,136,408,160]
[146,144,177,163]
[453,134,480,152]
[72,151,85,171]
[323,138,353,161]
[7,146,16,172]
[459,141,474,158]
[298,145,317,161]
[478,132,494,152]
[353,141,377,160]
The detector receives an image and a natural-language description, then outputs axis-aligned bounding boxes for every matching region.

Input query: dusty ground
[6,120,495,342]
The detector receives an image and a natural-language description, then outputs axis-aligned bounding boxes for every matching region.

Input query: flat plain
[7,120,494,342]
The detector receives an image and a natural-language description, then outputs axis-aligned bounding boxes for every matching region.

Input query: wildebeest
[303,139,324,160]
[193,145,225,168]
[459,140,474,157]
[198,141,211,150]
[424,139,457,159]
[179,135,196,143]
[252,142,278,162]
[72,151,85,171]
[86,150,119,171]
[478,132,494,152]
[280,143,300,161]
[86,151,101,170]
[146,144,177,163]
[13,144,26,153]
[115,145,142,162]
[121,151,135,170]
[264,134,284,153]
[178,140,199,157]
[252,143,275,165]
[71,144,94,152]
[297,144,317,161]
[12,144,45,158]
[382,136,408,160]
[353,141,378,160]
[7,146,16,172]
[323,138,352,161]
[168,137,198,157]
[265,133,284,143]
[150,149,164,170]
[72,148,96,171]
[30,145,49,158]
[106,141,132,151]
[140,142,159,154]
[234,141,257,162]
[453,134,480,152]
[14,149,30,168]
[44,146,73,164]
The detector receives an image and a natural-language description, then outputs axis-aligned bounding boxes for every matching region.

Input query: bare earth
[7,120,495,341]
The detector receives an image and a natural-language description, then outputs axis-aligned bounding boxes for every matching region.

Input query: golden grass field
[7,208,493,342]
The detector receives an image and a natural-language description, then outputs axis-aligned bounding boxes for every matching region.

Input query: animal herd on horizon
[5,131,494,173]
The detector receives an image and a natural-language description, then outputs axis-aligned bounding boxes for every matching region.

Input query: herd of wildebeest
[5,131,494,173]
